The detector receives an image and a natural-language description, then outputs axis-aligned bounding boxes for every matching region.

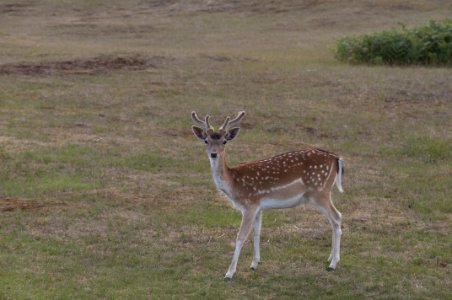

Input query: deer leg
[311,195,342,271]
[250,210,262,270]
[327,201,342,271]
[225,207,258,280]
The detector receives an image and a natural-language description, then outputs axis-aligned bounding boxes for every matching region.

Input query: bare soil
[0,197,66,212]
[0,55,163,76]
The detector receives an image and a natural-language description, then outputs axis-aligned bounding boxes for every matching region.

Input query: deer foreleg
[225,207,259,280]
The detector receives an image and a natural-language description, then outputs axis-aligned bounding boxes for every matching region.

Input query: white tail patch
[336,158,344,193]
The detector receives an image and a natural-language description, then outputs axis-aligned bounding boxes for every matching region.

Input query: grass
[0,0,451,299]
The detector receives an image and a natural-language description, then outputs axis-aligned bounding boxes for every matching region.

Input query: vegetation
[0,0,451,298]
[335,19,452,65]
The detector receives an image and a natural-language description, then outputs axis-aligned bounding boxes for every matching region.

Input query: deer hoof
[250,261,259,270]
[224,271,234,281]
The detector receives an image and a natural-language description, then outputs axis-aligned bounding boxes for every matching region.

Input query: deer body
[192,111,343,279]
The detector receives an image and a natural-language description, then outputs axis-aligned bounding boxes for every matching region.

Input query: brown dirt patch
[0,197,66,212]
[194,0,324,14]
[0,55,164,76]
[0,1,34,15]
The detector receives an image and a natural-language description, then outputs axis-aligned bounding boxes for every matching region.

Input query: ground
[0,0,451,298]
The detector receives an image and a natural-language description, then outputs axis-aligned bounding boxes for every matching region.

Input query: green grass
[401,136,452,162]
[0,0,451,299]
[1,146,101,198]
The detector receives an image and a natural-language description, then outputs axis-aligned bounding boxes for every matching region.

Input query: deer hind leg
[225,207,259,280]
[310,194,342,271]
[326,201,342,271]
[250,211,262,270]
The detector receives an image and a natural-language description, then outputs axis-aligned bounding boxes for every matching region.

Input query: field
[0,0,451,298]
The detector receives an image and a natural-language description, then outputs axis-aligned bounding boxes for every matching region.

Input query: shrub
[335,20,452,66]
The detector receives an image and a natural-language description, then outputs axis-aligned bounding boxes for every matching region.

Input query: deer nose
[210,153,218,159]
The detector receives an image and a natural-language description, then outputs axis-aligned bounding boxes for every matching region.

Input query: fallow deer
[191,111,344,280]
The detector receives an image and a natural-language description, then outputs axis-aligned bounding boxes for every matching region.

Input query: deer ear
[225,127,240,141]
[192,126,207,140]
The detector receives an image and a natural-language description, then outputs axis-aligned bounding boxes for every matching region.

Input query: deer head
[191,111,245,159]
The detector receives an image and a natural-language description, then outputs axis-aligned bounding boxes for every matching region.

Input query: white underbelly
[260,194,306,210]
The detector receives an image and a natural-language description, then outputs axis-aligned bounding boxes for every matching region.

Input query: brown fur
[226,148,339,202]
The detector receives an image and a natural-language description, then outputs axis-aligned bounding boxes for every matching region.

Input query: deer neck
[209,152,233,196]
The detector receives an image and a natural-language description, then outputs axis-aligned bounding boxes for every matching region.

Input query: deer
[191,111,344,280]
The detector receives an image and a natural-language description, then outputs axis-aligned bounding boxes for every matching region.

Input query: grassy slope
[0,0,451,298]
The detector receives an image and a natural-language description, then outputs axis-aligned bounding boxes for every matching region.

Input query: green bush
[335,20,452,66]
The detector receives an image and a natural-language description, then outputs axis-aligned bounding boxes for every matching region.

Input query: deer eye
[204,139,208,144]
[223,140,227,145]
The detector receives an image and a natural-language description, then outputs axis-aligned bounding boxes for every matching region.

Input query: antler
[227,111,246,128]
[219,116,230,131]
[205,115,213,130]
[192,110,244,131]
[192,111,213,130]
